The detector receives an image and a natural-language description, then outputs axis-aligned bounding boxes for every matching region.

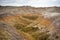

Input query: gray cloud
[0,0,60,7]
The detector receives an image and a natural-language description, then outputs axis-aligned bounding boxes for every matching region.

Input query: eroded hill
[0,6,60,40]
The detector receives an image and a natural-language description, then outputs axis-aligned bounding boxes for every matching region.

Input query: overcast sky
[0,0,60,7]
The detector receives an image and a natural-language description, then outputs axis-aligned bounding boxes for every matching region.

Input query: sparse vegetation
[0,6,60,40]
[31,32,50,40]
[22,16,38,20]
[14,22,50,40]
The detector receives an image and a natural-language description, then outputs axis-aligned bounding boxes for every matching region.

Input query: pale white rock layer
[42,13,60,18]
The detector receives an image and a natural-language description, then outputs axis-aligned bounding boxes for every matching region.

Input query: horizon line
[0,5,60,8]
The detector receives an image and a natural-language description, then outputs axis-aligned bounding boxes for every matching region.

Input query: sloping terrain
[0,6,60,40]
[0,22,24,40]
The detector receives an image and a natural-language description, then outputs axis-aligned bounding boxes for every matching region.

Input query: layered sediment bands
[0,14,39,26]
[0,6,60,40]
[0,22,24,40]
